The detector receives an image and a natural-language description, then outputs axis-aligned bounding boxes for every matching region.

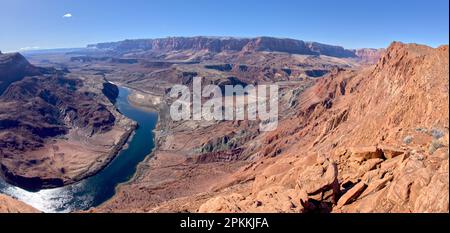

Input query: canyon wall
[88,36,371,59]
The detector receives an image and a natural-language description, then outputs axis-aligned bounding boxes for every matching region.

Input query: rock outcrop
[88,36,368,59]
[0,52,43,94]
[102,82,119,104]
[0,194,40,213]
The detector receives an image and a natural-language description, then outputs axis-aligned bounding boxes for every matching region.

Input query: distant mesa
[87,36,382,60]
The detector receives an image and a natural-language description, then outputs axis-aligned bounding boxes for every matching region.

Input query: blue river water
[0,86,158,212]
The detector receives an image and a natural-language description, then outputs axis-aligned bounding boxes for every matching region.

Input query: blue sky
[0,0,448,52]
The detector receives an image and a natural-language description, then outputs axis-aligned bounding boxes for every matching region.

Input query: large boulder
[337,182,367,207]
[296,159,339,203]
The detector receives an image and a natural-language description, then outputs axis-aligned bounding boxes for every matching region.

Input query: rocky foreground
[94,42,448,213]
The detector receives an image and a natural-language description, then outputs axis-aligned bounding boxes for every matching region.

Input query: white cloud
[63,13,72,18]
[19,46,40,51]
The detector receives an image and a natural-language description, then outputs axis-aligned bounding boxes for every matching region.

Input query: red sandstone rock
[337,182,367,208]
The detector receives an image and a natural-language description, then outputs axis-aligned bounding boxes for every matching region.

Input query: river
[0,86,158,212]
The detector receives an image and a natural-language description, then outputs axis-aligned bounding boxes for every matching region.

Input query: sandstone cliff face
[242,37,315,55]
[354,48,385,64]
[88,36,361,58]
[306,42,357,58]
[194,42,449,213]
[102,82,119,104]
